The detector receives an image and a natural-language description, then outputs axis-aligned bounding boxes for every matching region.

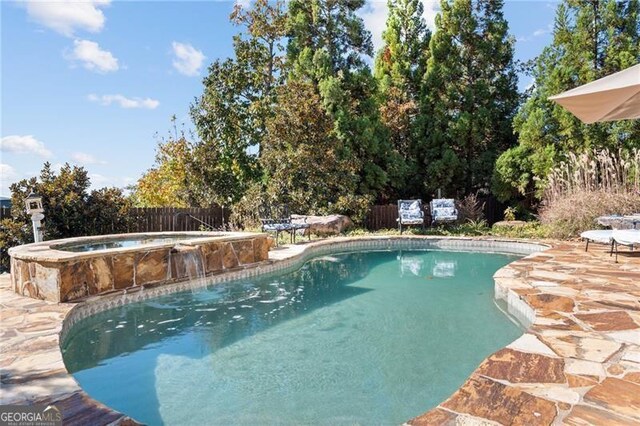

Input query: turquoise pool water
[62,250,523,425]
[59,235,200,252]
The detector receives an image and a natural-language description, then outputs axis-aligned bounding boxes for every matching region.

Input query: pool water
[59,236,200,252]
[62,250,523,425]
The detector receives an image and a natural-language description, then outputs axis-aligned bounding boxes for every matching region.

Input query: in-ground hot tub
[9,231,272,302]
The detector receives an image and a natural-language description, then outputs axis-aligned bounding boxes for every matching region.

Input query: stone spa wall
[8,232,272,303]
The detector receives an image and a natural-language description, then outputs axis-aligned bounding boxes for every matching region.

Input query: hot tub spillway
[168,244,207,285]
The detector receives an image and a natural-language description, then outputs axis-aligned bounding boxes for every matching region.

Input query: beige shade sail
[548,63,640,123]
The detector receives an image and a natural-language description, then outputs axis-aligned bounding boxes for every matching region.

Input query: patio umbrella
[548,63,640,123]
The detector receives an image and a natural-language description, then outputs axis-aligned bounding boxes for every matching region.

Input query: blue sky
[0,0,557,197]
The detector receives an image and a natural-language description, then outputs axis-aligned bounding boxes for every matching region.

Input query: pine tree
[374,0,430,99]
[285,0,401,202]
[493,0,640,202]
[374,0,431,197]
[419,0,519,197]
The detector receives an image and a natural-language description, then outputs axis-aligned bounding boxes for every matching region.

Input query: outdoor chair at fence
[430,199,458,225]
[580,230,613,252]
[397,199,425,234]
[611,229,640,262]
[259,204,310,246]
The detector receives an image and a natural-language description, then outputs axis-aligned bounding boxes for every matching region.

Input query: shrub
[539,148,640,239]
[503,206,517,221]
[491,221,548,239]
[456,193,485,223]
[540,190,640,238]
[229,183,270,230]
[1,162,134,271]
[0,218,31,271]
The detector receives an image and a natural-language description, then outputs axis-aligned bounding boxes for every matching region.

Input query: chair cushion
[398,200,424,223]
[612,229,640,246]
[432,207,457,220]
[580,230,612,244]
[263,223,293,231]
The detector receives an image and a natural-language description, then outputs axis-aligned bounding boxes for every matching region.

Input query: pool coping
[8,231,265,262]
[2,236,639,425]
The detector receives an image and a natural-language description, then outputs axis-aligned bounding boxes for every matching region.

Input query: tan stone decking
[409,241,640,425]
[2,237,640,425]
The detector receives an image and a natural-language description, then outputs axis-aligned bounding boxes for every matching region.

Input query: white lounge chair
[397,199,425,234]
[580,230,613,252]
[611,229,640,262]
[430,199,458,225]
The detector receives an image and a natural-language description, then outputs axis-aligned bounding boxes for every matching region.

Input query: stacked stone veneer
[9,232,271,303]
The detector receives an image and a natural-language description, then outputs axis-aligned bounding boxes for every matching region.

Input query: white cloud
[171,41,206,77]
[359,1,388,54]
[359,0,440,54]
[21,0,111,37]
[89,173,134,190]
[66,39,119,73]
[0,164,20,194]
[518,25,552,43]
[71,152,107,165]
[533,28,550,37]
[88,94,159,109]
[235,0,252,9]
[1,135,52,158]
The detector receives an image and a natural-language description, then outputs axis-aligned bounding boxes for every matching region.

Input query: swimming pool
[62,249,523,425]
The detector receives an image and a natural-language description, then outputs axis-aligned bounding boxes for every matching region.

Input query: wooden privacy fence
[364,196,504,231]
[364,204,431,230]
[127,207,229,233]
[1,198,503,233]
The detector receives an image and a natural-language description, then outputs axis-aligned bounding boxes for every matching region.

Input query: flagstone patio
[1,237,639,425]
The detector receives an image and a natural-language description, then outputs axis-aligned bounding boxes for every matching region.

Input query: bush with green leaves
[1,163,133,271]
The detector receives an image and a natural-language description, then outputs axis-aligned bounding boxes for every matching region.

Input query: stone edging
[5,236,640,425]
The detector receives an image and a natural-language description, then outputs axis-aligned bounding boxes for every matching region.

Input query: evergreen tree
[419,0,519,197]
[374,0,430,99]
[374,0,431,197]
[493,0,640,202]
[286,0,402,202]
[261,80,361,215]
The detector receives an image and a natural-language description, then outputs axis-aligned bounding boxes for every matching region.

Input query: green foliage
[418,0,519,197]
[261,80,374,223]
[0,218,31,271]
[287,0,373,76]
[131,127,192,207]
[1,163,133,270]
[495,0,640,202]
[503,207,517,221]
[189,0,288,205]
[374,0,431,198]
[286,0,401,203]
[374,0,430,96]
[490,221,549,239]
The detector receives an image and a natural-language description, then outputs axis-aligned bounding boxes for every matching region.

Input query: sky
[0,0,557,197]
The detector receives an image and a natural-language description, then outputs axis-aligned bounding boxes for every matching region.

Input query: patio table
[596,214,640,230]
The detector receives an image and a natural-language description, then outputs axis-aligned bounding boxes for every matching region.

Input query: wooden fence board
[1,199,503,233]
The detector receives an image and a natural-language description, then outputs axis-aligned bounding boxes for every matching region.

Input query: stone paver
[2,237,640,425]
[410,241,640,425]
